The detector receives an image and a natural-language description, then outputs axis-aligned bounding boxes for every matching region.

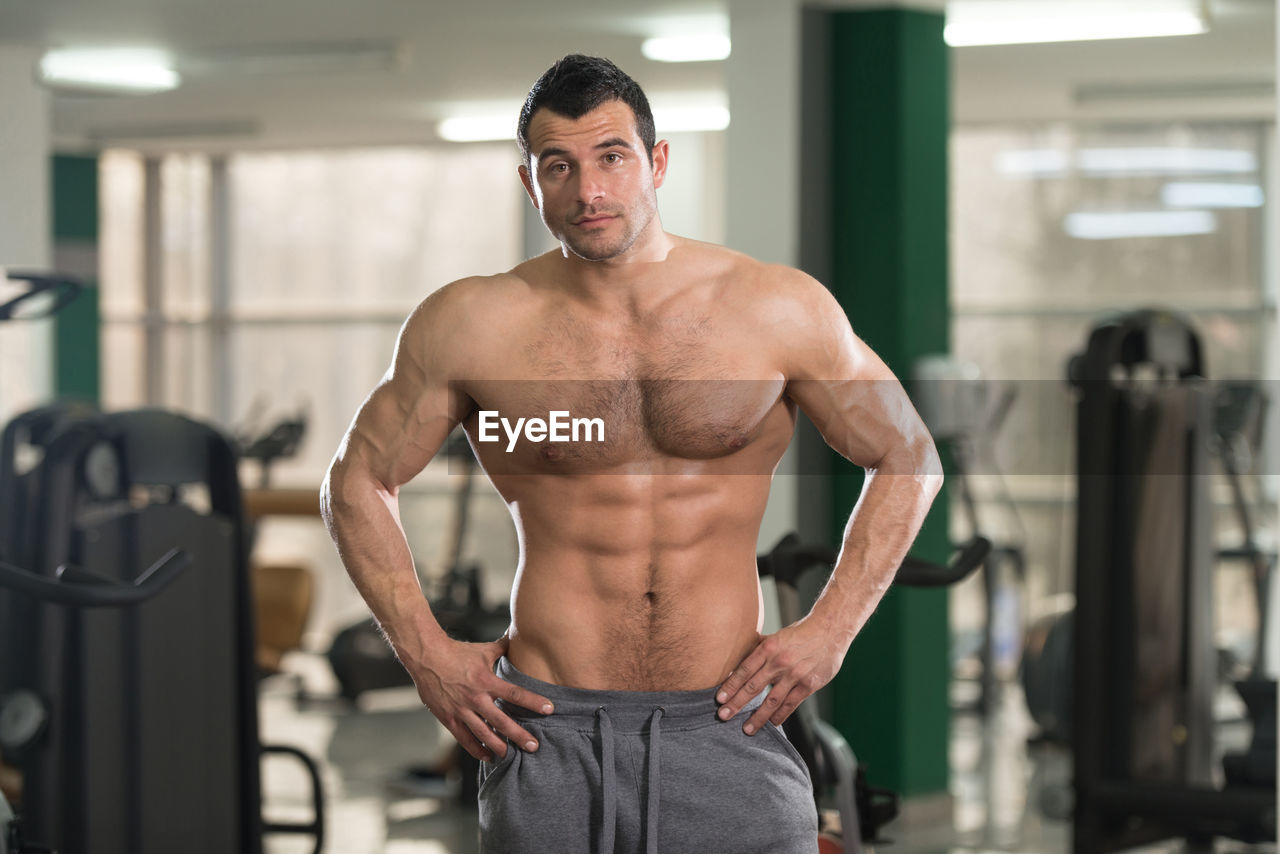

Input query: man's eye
[604,153,622,164]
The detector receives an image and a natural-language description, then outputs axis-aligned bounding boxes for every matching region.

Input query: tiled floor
[258,655,1275,854]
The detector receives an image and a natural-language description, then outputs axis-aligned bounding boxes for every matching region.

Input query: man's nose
[573,167,606,205]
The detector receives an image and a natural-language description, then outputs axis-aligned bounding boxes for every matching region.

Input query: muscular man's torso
[452,240,797,691]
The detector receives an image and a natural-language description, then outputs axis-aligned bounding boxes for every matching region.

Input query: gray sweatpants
[478,657,819,854]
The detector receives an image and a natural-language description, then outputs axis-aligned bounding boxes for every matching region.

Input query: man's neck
[554,228,681,313]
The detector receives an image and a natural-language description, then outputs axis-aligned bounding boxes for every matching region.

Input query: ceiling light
[437,115,515,143]
[996,147,1258,178]
[86,119,259,143]
[1161,183,1264,208]
[653,105,730,133]
[945,0,1208,47]
[182,40,405,77]
[1078,148,1256,175]
[642,35,731,63]
[1064,210,1216,240]
[995,149,1070,177]
[38,48,180,94]
[436,97,731,143]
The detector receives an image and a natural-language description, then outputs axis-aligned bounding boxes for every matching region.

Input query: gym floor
[256,656,1273,854]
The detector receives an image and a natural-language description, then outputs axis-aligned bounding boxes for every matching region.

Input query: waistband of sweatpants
[496,656,762,731]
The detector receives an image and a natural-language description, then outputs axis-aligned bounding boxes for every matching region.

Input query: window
[100,145,526,635]
[948,121,1271,675]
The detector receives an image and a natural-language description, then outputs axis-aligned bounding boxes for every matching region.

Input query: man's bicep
[788,352,918,471]
[340,306,472,492]
[345,374,466,490]
[782,288,924,471]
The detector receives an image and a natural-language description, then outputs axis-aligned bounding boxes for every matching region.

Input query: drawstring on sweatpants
[596,707,616,853]
[645,707,663,854]
[594,706,665,854]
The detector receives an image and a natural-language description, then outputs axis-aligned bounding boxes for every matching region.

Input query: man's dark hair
[518,55,655,165]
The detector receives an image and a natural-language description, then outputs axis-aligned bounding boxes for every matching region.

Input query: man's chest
[459,307,792,465]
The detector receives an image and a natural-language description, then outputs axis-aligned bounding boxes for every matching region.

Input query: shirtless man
[322,55,942,853]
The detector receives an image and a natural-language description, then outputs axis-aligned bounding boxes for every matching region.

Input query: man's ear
[518,163,540,209]
[651,140,670,190]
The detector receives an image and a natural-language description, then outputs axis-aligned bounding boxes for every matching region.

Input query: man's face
[519,100,668,262]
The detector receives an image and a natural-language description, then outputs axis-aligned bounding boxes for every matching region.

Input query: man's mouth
[574,214,616,227]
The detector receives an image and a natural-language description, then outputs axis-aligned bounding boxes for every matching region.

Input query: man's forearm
[713,444,942,733]
[321,465,447,671]
[806,451,944,649]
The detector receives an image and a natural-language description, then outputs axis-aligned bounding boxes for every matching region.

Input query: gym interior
[1,1,1278,852]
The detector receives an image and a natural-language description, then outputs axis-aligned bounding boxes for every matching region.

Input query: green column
[51,154,100,404]
[820,8,952,796]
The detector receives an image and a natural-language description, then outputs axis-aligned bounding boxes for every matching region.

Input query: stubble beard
[557,198,657,263]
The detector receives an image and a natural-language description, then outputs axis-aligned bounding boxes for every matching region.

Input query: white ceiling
[0,0,1274,153]
[955,0,1276,124]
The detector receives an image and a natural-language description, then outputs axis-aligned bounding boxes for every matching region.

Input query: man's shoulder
[672,237,811,281]
[428,270,532,304]
[392,274,534,367]
[678,240,827,310]
[412,271,534,322]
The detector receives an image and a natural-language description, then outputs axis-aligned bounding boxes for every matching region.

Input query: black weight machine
[0,270,81,322]
[758,532,991,852]
[0,270,325,854]
[1068,309,1275,852]
[913,356,1028,718]
[1212,380,1277,791]
[0,269,89,854]
[236,397,310,490]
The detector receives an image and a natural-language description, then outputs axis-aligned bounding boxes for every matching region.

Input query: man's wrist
[800,603,857,652]
[387,611,451,672]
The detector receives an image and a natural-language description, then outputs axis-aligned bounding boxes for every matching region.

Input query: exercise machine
[1213,381,1276,791]
[236,399,309,490]
[0,270,81,322]
[0,408,327,854]
[759,531,991,852]
[1068,309,1274,851]
[0,549,192,854]
[0,269,84,854]
[0,271,324,853]
[914,356,1027,717]
[1022,378,1279,756]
